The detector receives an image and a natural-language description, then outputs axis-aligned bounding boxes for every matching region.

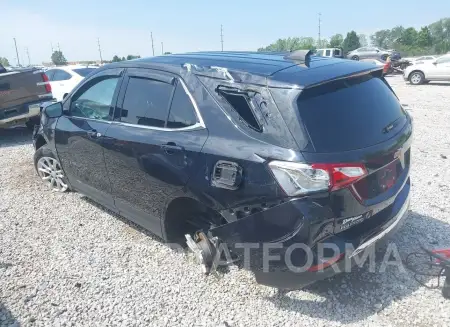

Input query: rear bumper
[0,101,43,127]
[209,176,411,289]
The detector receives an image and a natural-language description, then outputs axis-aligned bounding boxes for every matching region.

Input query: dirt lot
[1,75,449,327]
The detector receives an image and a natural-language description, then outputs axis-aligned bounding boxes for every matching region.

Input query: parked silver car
[347,47,400,61]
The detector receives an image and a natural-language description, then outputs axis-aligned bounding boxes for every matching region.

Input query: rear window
[297,75,406,152]
[73,68,96,77]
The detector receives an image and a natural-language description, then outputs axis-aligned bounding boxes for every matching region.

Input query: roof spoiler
[284,50,312,62]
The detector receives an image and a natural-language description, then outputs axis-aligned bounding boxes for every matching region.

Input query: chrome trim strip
[38,93,53,98]
[178,78,206,128]
[349,192,411,258]
[113,121,204,132]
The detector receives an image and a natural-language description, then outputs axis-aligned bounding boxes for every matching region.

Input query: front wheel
[34,145,70,192]
[409,71,425,85]
[351,55,359,61]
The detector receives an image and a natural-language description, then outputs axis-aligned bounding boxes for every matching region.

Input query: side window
[70,77,119,121]
[120,77,173,127]
[52,69,72,81]
[316,50,324,57]
[325,50,331,57]
[166,82,198,128]
[45,69,56,81]
[437,56,450,64]
[218,87,262,132]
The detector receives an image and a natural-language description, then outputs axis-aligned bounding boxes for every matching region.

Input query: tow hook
[185,232,220,274]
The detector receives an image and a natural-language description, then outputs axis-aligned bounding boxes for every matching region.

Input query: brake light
[268,161,367,196]
[41,73,52,93]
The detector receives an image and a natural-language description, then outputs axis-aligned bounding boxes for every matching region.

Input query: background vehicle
[0,64,53,129]
[404,54,450,84]
[34,52,412,289]
[45,65,97,101]
[360,58,390,75]
[347,47,401,61]
[315,48,344,58]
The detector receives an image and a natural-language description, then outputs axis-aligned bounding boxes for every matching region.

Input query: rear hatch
[270,63,412,235]
[0,69,52,119]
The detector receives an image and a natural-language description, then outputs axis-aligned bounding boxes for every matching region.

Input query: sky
[2,0,450,65]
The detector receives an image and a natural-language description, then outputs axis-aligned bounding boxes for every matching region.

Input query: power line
[220,24,224,51]
[13,38,20,66]
[26,47,30,66]
[151,32,155,56]
[97,38,103,64]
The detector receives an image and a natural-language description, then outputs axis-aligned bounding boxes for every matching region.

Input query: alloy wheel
[410,73,422,85]
[37,157,68,192]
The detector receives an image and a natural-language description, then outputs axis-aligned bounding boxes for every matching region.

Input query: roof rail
[284,50,312,62]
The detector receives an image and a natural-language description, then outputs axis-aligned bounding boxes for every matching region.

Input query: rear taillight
[268,161,367,196]
[41,73,52,93]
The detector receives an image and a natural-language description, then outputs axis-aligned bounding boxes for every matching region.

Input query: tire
[409,71,425,85]
[351,55,359,61]
[34,145,70,192]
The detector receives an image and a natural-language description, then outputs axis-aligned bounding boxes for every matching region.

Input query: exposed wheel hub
[37,157,68,192]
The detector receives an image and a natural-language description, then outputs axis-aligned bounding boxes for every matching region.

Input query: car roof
[104,51,380,88]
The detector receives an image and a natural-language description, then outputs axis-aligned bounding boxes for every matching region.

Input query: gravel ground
[1,75,449,327]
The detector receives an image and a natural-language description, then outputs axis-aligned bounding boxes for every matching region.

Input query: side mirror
[432,61,438,65]
[376,50,380,53]
[43,102,63,118]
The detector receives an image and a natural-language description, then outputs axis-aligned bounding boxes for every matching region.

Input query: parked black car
[33,52,412,289]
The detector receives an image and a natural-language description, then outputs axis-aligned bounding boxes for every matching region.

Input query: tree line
[258,17,450,56]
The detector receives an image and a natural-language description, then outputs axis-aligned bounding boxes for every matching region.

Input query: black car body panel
[33,52,412,288]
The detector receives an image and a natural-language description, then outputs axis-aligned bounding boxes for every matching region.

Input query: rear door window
[166,82,198,128]
[53,69,72,81]
[120,77,174,127]
[297,75,406,152]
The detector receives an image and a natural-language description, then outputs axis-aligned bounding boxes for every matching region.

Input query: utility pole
[26,47,30,66]
[161,42,164,55]
[97,38,103,64]
[318,13,321,47]
[220,24,224,51]
[151,32,155,56]
[57,42,61,52]
[51,42,54,54]
[13,38,20,66]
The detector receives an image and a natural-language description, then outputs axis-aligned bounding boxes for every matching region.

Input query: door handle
[87,130,102,139]
[161,142,184,154]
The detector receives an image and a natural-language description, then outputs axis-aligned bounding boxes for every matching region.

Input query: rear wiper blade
[382,117,402,134]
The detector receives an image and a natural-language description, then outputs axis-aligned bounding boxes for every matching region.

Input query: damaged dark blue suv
[33,51,412,289]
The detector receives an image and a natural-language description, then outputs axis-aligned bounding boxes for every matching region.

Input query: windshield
[73,68,96,77]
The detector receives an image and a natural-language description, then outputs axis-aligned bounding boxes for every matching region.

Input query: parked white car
[404,54,450,85]
[45,66,97,101]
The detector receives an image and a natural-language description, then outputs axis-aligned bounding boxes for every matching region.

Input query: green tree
[399,27,418,46]
[416,26,432,47]
[51,51,67,66]
[343,31,361,53]
[371,29,391,48]
[163,52,172,55]
[429,18,450,54]
[126,55,140,60]
[0,57,10,66]
[316,39,329,48]
[112,55,122,62]
[329,34,344,48]
[121,56,126,61]
[358,34,368,47]
[258,37,317,52]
